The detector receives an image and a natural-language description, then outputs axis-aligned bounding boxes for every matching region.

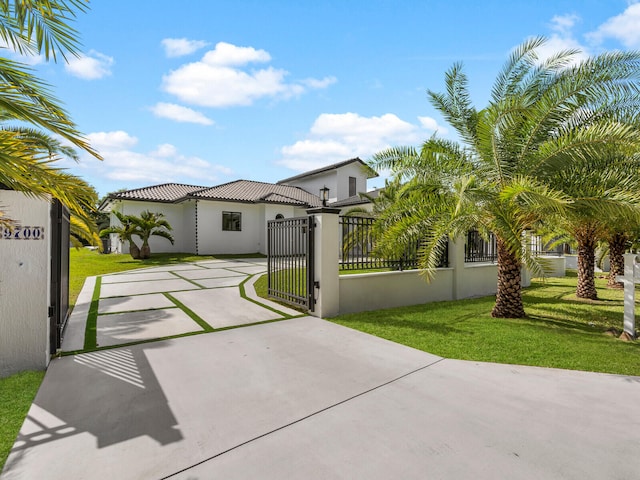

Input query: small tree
[131,210,174,259]
[99,211,142,259]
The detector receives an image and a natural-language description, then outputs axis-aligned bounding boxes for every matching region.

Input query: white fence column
[617,253,637,339]
[451,237,465,300]
[307,207,340,318]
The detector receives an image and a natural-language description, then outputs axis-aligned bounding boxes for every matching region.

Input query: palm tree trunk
[607,232,626,289]
[575,225,598,299]
[140,239,150,259]
[491,237,525,318]
[129,240,141,259]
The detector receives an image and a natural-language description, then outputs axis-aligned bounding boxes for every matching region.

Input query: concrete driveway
[2,262,640,479]
[4,320,640,480]
[60,258,301,352]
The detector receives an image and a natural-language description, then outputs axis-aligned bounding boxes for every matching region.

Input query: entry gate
[49,199,70,353]
[267,216,315,312]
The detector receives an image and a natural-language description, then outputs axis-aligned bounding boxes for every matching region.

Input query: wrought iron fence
[464,230,497,263]
[267,216,315,311]
[339,216,449,271]
[528,235,564,256]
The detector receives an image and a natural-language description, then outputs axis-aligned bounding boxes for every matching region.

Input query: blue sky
[20,0,640,197]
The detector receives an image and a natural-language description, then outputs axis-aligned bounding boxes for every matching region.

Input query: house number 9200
[1,226,45,240]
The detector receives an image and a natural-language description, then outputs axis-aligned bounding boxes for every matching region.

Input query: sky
[15,0,640,197]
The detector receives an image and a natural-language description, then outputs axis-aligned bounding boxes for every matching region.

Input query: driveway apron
[2,259,639,479]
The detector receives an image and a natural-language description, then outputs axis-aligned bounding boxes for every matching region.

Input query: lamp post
[320,186,330,207]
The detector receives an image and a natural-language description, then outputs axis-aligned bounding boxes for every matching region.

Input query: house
[100,158,378,256]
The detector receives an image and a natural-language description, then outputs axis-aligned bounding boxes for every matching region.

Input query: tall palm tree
[130,210,174,259]
[0,1,101,231]
[371,38,640,318]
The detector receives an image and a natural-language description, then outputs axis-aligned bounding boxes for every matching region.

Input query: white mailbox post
[615,253,638,339]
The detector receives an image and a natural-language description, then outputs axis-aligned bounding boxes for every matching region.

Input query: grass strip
[83,277,101,351]
[0,371,45,471]
[164,293,214,332]
[239,275,304,318]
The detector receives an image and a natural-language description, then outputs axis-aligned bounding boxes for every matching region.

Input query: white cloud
[549,14,580,36]
[201,42,271,66]
[586,2,640,48]
[80,130,233,187]
[418,116,449,135]
[162,41,335,107]
[150,102,214,125]
[87,131,138,151]
[65,50,114,79]
[161,38,209,57]
[300,76,337,89]
[277,112,441,172]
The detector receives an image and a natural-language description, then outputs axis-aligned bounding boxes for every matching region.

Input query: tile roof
[328,195,372,208]
[188,180,323,207]
[108,183,207,203]
[277,157,378,184]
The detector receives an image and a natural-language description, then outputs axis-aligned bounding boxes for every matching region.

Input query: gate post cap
[306,207,341,214]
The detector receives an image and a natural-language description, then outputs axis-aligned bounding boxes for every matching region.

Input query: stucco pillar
[617,253,637,339]
[451,236,465,300]
[306,207,340,318]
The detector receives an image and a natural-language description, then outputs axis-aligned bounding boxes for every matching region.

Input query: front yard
[331,272,639,376]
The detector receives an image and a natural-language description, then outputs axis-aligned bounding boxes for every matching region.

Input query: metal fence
[267,216,315,311]
[339,216,449,271]
[464,230,498,263]
[528,235,564,256]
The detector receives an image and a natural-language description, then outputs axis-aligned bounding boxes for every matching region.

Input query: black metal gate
[49,199,70,353]
[267,216,315,312]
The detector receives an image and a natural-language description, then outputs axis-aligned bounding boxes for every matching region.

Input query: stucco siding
[285,172,338,203]
[336,163,369,200]
[197,201,262,254]
[0,191,51,377]
[115,200,189,254]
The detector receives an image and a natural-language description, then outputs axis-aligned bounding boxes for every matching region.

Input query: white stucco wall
[0,191,51,377]
[457,263,499,299]
[339,269,454,314]
[537,256,566,277]
[285,172,338,203]
[335,163,369,200]
[113,200,193,254]
[284,162,371,203]
[197,201,263,254]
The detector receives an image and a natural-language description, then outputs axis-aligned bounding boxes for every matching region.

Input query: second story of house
[276,158,378,205]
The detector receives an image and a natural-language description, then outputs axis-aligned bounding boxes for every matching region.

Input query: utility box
[0,190,70,378]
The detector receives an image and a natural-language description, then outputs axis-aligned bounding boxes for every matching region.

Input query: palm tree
[0,1,101,229]
[130,210,174,259]
[371,38,640,318]
[100,211,142,259]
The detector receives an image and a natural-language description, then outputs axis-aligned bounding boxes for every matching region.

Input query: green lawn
[331,272,640,376]
[0,371,45,472]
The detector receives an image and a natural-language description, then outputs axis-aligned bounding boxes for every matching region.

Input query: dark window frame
[349,176,357,197]
[222,211,242,231]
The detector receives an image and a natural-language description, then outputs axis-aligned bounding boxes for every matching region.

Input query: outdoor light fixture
[320,186,330,206]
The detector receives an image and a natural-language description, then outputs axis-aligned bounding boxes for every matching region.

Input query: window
[275,213,284,220]
[349,176,357,197]
[222,211,241,231]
